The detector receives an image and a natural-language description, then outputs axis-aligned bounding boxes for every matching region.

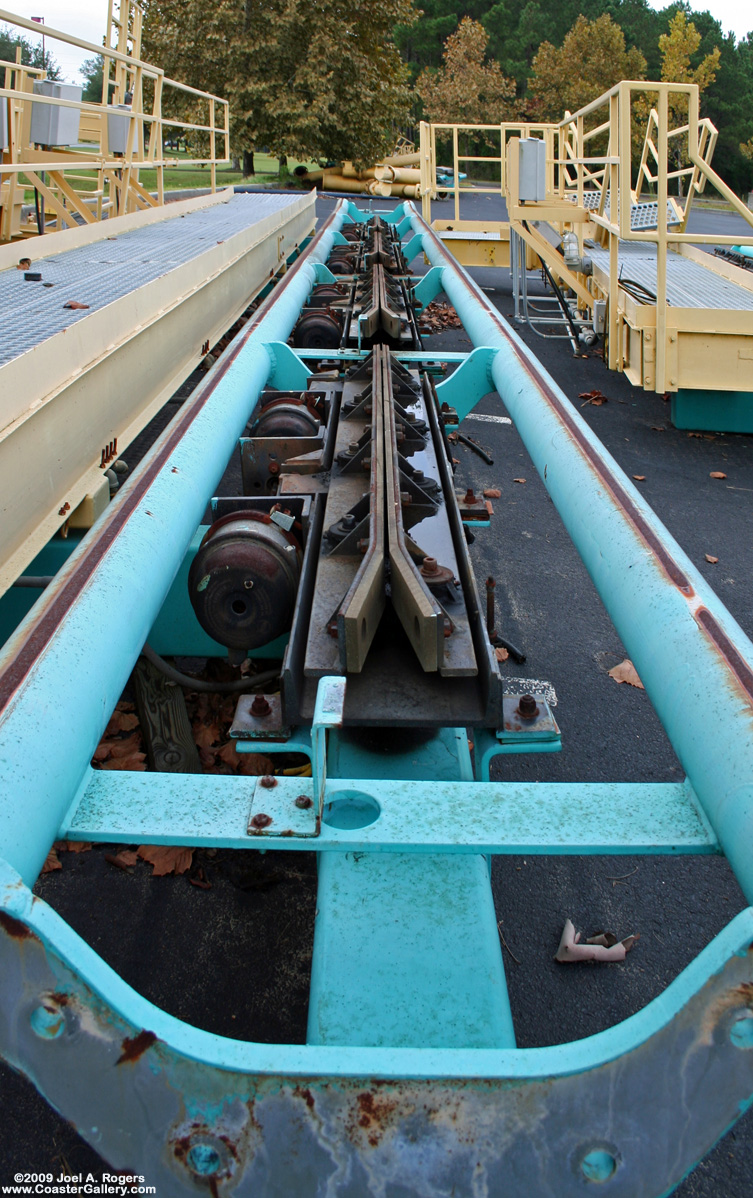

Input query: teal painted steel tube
[732,244,753,258]
[0,203,351,886]
[403,205,753,903]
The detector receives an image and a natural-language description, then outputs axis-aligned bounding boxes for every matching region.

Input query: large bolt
[250,812,273,829]
[421,557,438,577]
[251,695,271,717]
[295,795,313,809]
[517,694,538,719]
[463,488,476,505]
[342,514,356,529]
[259,774,277,789]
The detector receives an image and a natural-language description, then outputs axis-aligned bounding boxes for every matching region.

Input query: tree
[142,0,415,171]
[654,11,720,195]
[416,17,517,125]
[659,10,720,95]
[0,23,61,79]
[80,56,104,104]
[528,13,646,121]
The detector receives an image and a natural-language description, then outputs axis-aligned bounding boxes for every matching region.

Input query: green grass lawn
[20,148,320,203]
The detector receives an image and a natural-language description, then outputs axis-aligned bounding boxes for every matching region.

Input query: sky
[3,0,753,86]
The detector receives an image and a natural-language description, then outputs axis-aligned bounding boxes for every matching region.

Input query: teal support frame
[2,202,753,1196]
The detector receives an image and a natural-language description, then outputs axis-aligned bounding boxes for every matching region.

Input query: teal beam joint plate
[263,341,309,390]
[312,262,338,285]
[436,347,499,422]
[401,233,426,264]
[412,266,444,313]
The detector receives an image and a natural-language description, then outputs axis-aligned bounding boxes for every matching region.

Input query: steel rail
[0,201,352,885]
[402,200,753,902]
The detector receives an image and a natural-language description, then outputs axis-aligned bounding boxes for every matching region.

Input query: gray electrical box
[518,138,546,202]
[30,81,82,147]
[107,104,132,154]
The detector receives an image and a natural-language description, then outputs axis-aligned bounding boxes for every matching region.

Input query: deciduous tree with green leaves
[416,17,517,125]
[142,0,415,172]
[528,13,646,121]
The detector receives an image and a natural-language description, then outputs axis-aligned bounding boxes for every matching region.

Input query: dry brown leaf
[105,849,139,870]
[705,554,719,564]
[137,845,194,876]
[710,471,727,479]
[100,752,147,771]
[633,475,646,481]
[216,740,242,767]
[513,477,526,484]
[238,752,275,776]
[198,746,217,768]
[194,722,222,750]
[55,841,92,853]
[555,918,639,963]
[42,848,62,873]
[608,659,644,689]
[483,488,502,498]
[687,432,702,438]
[63,300,90,310]
[105,709,140,736]
[107,731,143,759]
[494,646,509,661]
[651,426,665,432]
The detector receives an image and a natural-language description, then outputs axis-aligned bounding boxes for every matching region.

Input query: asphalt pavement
[2,189,752,1195]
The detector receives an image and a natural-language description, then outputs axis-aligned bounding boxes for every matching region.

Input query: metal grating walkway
[0,193,305,369]
[588,240,753,310]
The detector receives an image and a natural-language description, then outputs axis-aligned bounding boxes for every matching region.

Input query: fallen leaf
[579,389,608,406]
[100,752,147,771]
[608,659,644,689]
[705,554,719,564]
[483,488,501,498]
[650,426,665,432]
[104,708,139,736]
[687,432,703,438]
[107,731,143,759]
[137,845,194,876]
[513,477,526,484]
[57,841,92,853]
[495,646,509,661]
[710,471,727,479]
[63,300,90,310]
[42,848,62,873]
[105,850,139,870]
[194,721,222,750]
[633,475,646,481]
[238,751,275,776]
[555,918,639,963]
[189,867,212,890]
[17,257,31,270]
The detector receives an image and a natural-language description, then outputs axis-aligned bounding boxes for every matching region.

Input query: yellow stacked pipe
[374,165,421,185]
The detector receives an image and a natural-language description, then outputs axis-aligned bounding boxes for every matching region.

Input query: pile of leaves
[419,301,463,334]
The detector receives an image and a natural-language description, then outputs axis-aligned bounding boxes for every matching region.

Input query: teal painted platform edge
[672,389,753,434]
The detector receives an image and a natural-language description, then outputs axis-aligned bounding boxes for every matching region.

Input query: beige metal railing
[419,120,558,224]
[0,3,230,242]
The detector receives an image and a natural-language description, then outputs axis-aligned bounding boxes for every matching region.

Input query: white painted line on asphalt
[464,413,512,425]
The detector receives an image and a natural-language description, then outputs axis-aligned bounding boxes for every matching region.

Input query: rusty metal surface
[1,872,753,1197]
